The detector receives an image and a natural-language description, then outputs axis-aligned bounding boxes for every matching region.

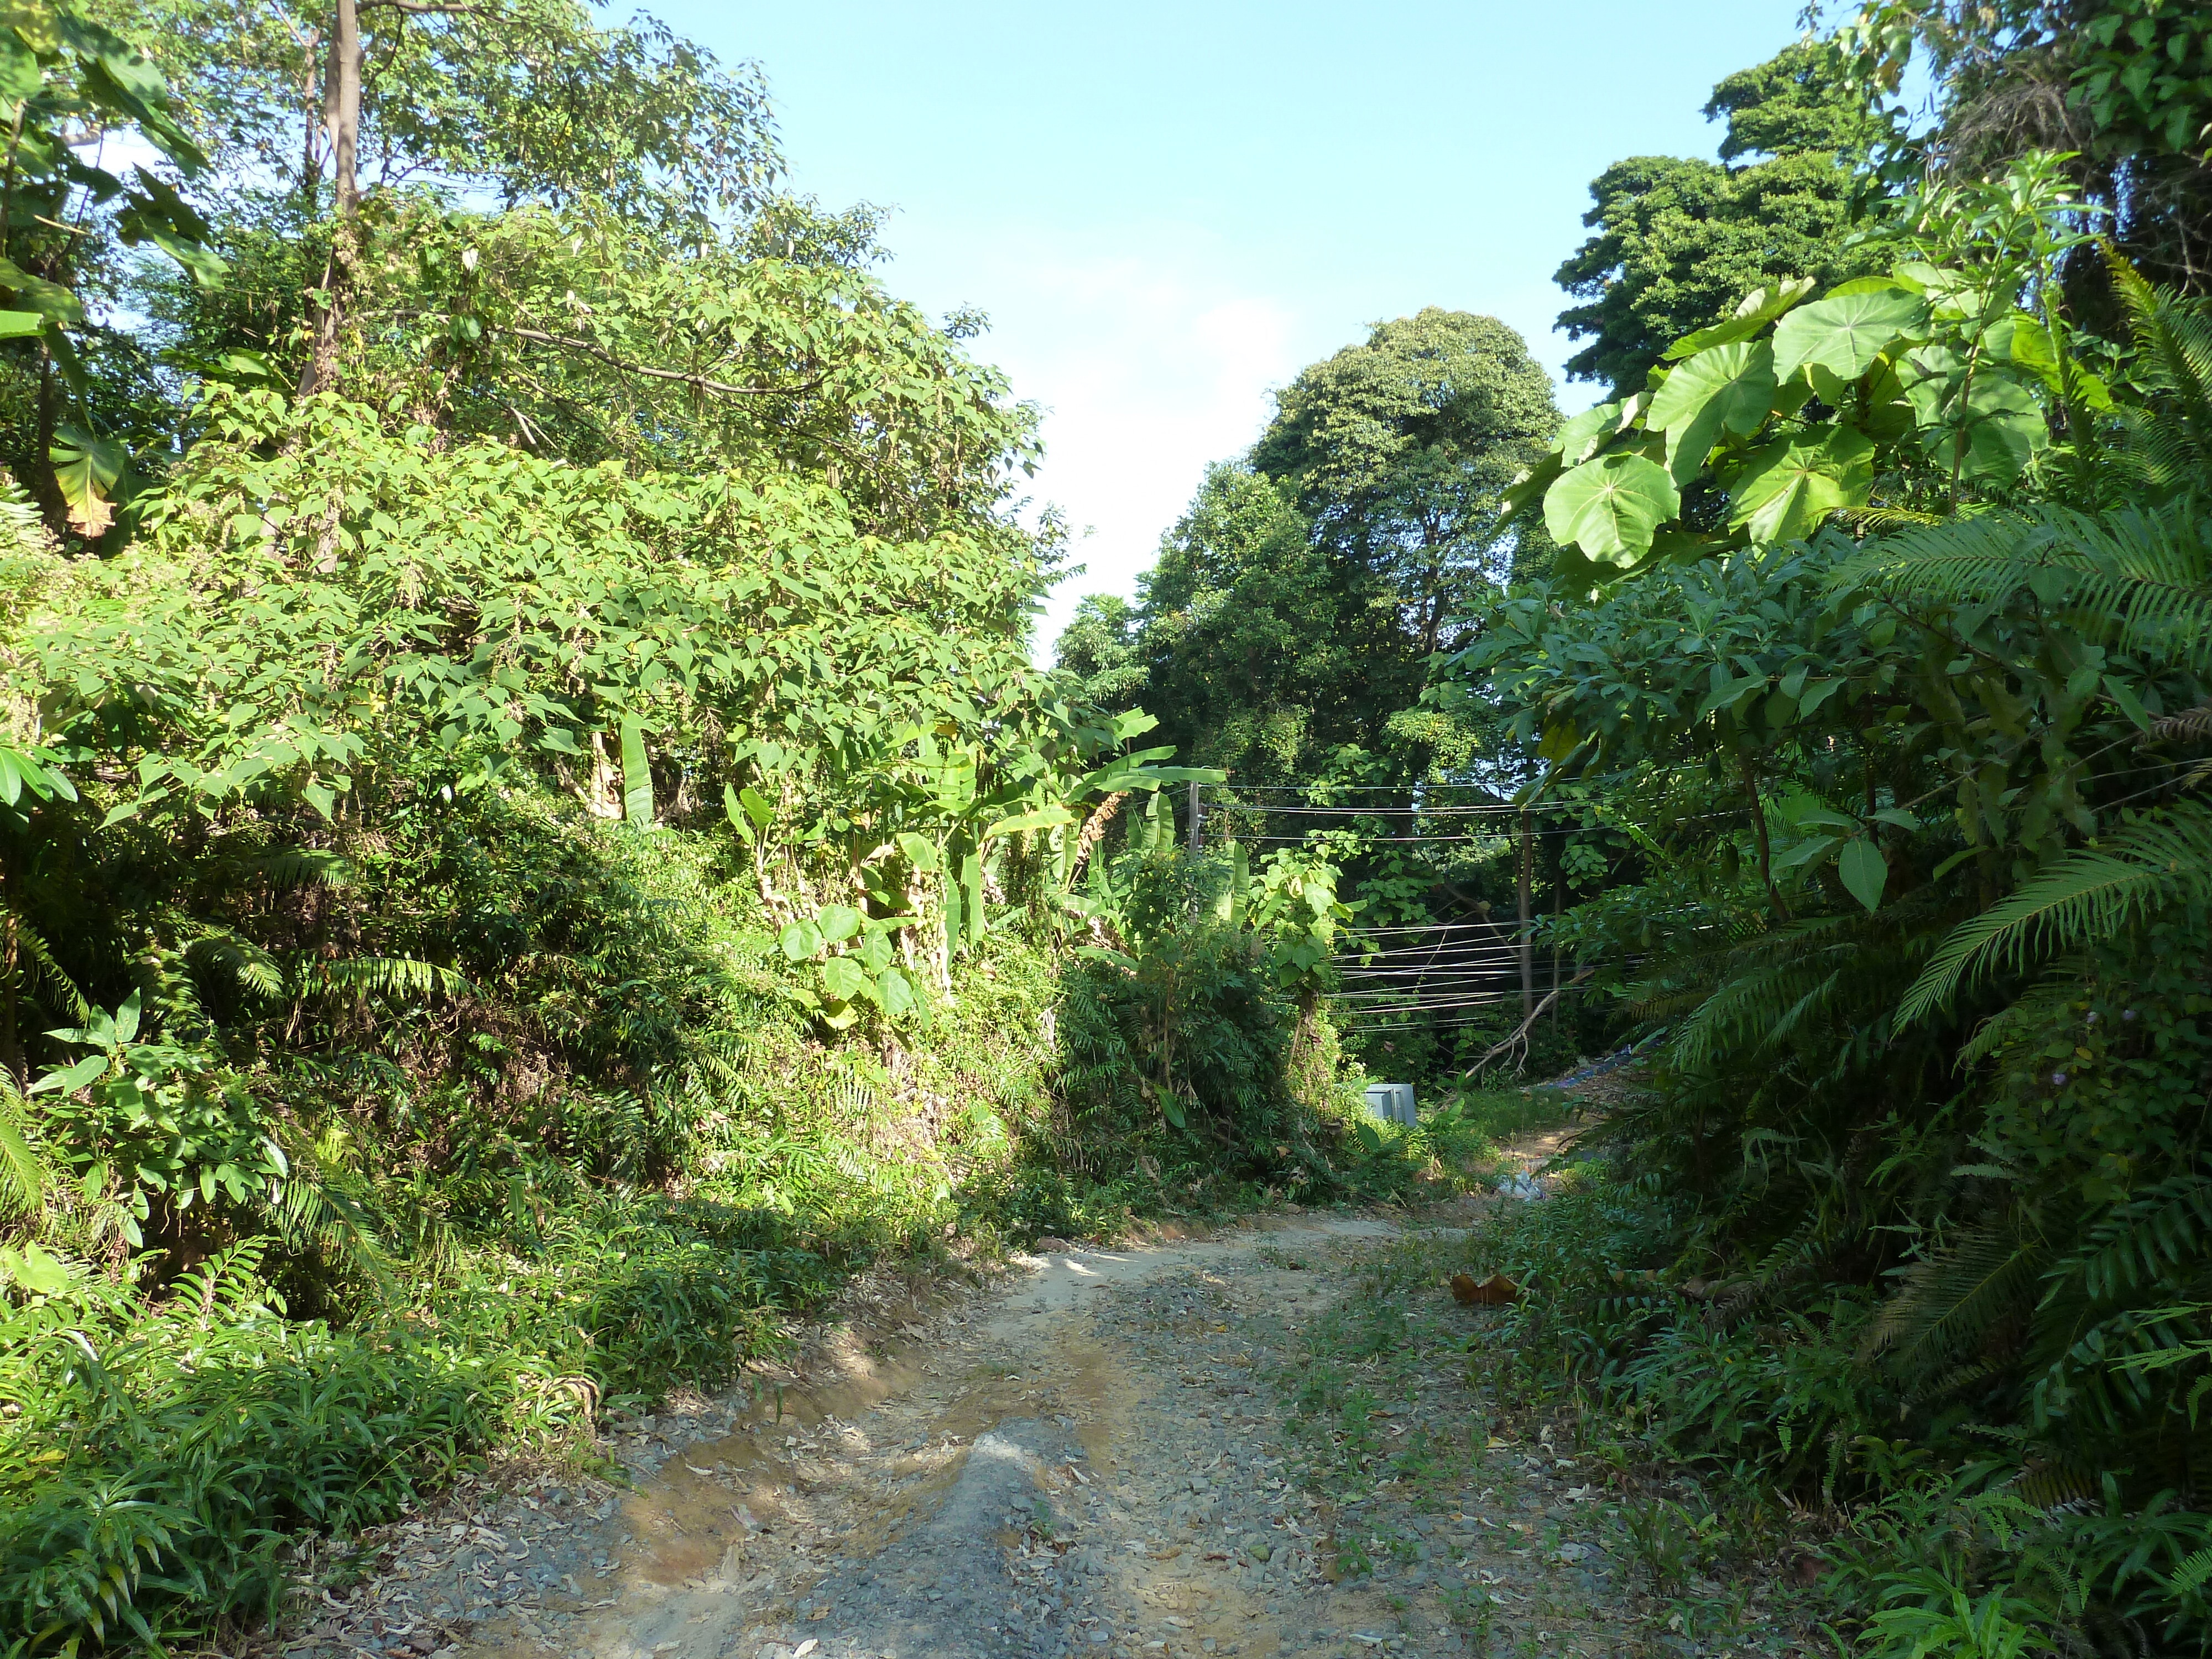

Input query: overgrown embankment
[0,743,1464,1651]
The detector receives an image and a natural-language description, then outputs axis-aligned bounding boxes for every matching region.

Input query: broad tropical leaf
[1648,340,1777,486]
[1543,451,1681,566]
[1772,286,1929,380]
[1728,427,1875,544]
[1665,277,1817,360]
[619,716,653,828]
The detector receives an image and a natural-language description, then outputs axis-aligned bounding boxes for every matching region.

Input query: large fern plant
[1824,272,2212,1024]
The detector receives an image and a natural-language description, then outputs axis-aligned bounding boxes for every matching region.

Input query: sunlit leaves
[49,426,126,539]
[1900,348,2049,486]
[1663,277,1817,361]
[1648,340,1777,486]
[1772,285,1930,379]
[619,717,653,829]
[1728,426,1876,544]
[1543,451,1681,565]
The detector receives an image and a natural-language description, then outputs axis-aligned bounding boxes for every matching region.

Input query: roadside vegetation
[2,0,2210,1655]
[1067,5,2212,1656]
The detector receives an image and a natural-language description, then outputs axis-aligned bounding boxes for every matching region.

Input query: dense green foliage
[1056,9,2212,1653]
[0,6,1425,1651]
[1845,0,2212,296]
[1555,41,1892,396]
[1091,309,1557,791]
[12,0,2212,1652]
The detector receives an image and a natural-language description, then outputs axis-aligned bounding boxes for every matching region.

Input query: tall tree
[1063,309,1557,790]
[1053,594,1149,713]
[1555,40,1890,395]
[109,0,782,395]
[1126,463,1353,786]
[1252,307,1558,657]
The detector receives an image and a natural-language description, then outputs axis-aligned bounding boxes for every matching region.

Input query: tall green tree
[106,0,781,397]
[1126,463,1350,786]
[1555,40,1891,394]
[1053,593,1148,713]
[1072,309,1558,791]
[1252,306,1558,657]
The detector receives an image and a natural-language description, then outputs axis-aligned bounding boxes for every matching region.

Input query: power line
[1339,961,1531,979]
[1327,925,1504,938]
[1198,805,1527,817]
[1334,992,1606,1034]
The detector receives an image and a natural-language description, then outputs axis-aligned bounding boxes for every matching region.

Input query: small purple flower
[2084,1011,2099,1026]
[2124,1009,2138,1021]
[2052,1072,2068,1087]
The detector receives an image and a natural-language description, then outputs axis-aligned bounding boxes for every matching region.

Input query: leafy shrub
[0,1245,542,1650]
[1464,1161,2212,1653]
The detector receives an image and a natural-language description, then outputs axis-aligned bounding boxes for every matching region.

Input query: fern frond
[183,930,286,1000]
[0,1071,46,1214]
[1836,505,1945,533]
[2,904,89,1022]
[2110,252,2212,488]
[2058,1178,2212,1305]
[240,847,355,890]
[0,472,51,558]
[2171,1544,2212,1599]
[2008,1454,2099,1514]
[275,1150,394,1293]
[1863,1217,2043,1383]
[293,955,468,1001]
[1900,801,2212,1022]
[2154,702,2212,744]
[1827,505,2212,673]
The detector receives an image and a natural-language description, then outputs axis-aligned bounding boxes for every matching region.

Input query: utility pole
[1517,805,1533,1022]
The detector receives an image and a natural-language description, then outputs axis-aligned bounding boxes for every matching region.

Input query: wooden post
[1518,805,1533,1022]
[1552,851,1563,1038]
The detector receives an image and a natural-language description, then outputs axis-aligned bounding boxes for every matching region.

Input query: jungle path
[311,1157,1645,1659]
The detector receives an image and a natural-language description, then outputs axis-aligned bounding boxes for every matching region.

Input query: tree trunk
[30,344,65,540]
[299,0,360,398]
[1741,751,1789,919]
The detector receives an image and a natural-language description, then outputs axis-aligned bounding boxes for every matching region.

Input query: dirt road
[304,1190,1641,1659]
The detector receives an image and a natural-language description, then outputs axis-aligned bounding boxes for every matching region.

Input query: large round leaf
[1647,340,1777,486]
[821,954,872,1004]
[1726,426,1876,544]
[876,965,916,1021]
[1663,277,1815,360]
[1772,286,1929,380]
[1542,451,1681,566]
[1915,368,2049,487]
[1551,399,1625,467]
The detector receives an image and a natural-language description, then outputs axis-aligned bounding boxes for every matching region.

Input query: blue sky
[655,1,1814,653]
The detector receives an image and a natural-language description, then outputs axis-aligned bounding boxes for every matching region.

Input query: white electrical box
[1362,1082,1416,1125]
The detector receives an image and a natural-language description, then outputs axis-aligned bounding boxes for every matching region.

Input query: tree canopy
[1095,307,1557,792]
[1555,41,1892,394]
